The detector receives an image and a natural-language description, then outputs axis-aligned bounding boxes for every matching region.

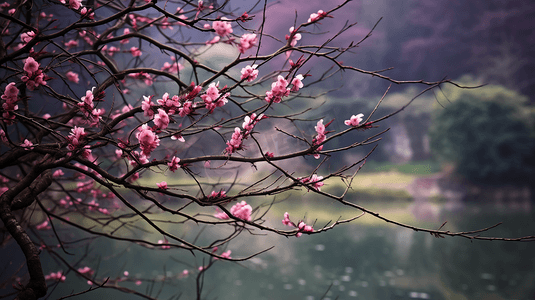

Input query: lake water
[5,200,535,300]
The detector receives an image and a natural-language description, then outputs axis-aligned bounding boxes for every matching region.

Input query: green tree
[430,93,535,184]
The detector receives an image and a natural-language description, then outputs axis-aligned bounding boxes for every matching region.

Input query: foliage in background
[430,90,535,185]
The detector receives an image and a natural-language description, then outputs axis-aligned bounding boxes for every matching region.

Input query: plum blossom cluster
[307,10,332,23]
[265,74,304,103]
[312,119,326,159]
[21,57,47,91]
[1,82,19,124]
[214,200,252,222]
[238,33,258,53]
[201,82,230,113]
[298,174,325,191]
[225,113,266,154]
[78,90,104,127]
[240,65,259,82]
[59,0,94,18]
[282,212,314,237]
[45,271,66,282]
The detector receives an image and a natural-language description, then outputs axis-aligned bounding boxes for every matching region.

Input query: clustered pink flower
[153,108,170,130]
[216,250,231,259]
[265,75,290,103]
[299,174,324,191]
[214,200,252,221]
[201,82,229,113]
[66,71,79,83]
[45,271,66,282]
[78,266,94,275]
[0,129,7,143]
[20,31,36,44]
[344,113,364,127]
[242,113,264,134]
[312,119,326,159]
[142,95,154,117]
[21,139,34,150]
[157,181,168,189]
[230,201,252,221]
[136,124,160,156]
[130,47,142,57]
[286,27,302,47]
[238,33,257,53]
[77,88,103,126]
[290,74,304,92]
[64,39,78,49]
[1,82,19,123]
[281,212,314,237]
[212,18,233,37]
[67,126,86,151]
[209,190,227,199]
[178,101,194,117]
[225,127,244,154]
[21,57,47,91]
[161,60,184,73]
[308,10,330,23]
[168,156,181,172]
[240,64,258,82]
[128,72,153,86]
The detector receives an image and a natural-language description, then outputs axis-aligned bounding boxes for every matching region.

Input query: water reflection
[23,202,535,300]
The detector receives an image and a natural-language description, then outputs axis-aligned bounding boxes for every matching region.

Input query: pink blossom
[128,72,153,85]
[136,124,159,156]
[212,18,232,37]
[242,113,264,133]
[21,139,34,150]
[214,208,229,220]
[240,64,258,82]
[20,31,36,44]
[142,95,154,117]
[205,35,220,45]
[66,71,79,83]
[67,126,86,150]
[78,88,95,116]
[286,27,302,47]
[53,169,64,177]
[0,129,6,143]
[64,39,78,48]
[300,174,324,191]
[201,83,229,113]
[23,57,40,76]
[265,151,274,158]
[153,108,170,130]
[45,271,66,282]
[282,212,293,226]
[161,61,184,73]
[290,74,304,92]
[238,33,257,53]
[308,10,330,23]
[225,127,244,154]
[168,156,181,172]
[135,280,142,286]
[158,238,171,249]
[220,250,231,259]
[121,28,131,44]
[36,220,51,230]
[265,75,290,103]
[157,181,168,189]
[67,0,82,10]
[80,7,94,19]
[130,47,142,57]
[210,190,227,199]
[296,221,314,237]
[230,201,252,221]
[313,119,326,157]
[124,271,129,276]
[344,113,364,127]
[171,133,185,142]
[178,101,194,117]
[78,266,94,275]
